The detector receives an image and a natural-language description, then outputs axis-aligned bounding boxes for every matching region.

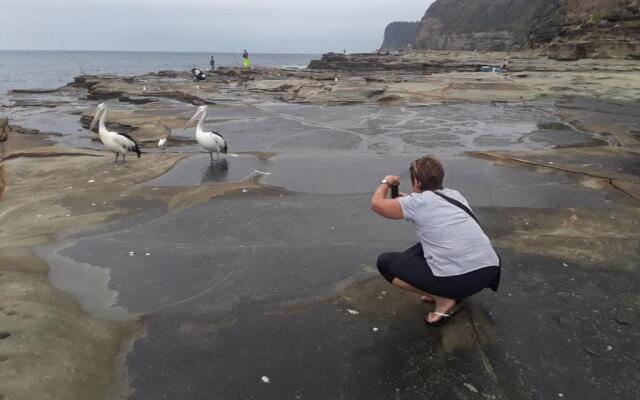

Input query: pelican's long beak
[182,110,201,131]
[90,108,102,130]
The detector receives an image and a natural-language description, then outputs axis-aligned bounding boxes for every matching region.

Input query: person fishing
[210,56,215,71]
[370,155,501,326]
[242,49,250,69]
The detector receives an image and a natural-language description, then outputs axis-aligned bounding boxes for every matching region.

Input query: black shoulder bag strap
[432,191,479,225]
[432,190,502,291]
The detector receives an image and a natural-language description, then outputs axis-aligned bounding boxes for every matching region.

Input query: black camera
[390,184,399,199]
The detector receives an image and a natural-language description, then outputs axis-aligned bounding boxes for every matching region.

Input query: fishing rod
[227,46,241,66]
[62,42,86,76]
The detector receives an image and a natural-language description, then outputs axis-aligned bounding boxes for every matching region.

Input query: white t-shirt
[398,188,499,277]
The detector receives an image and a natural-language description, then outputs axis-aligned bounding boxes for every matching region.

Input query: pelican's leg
[209,152,213,162]
[114,153,119,164]
[216,151,220,160]
[122,153,126,164]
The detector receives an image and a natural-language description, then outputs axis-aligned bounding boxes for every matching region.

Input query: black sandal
[424,302,464,327]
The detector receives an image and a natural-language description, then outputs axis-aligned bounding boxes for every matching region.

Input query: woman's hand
[384,175,400,186]
[371,175,403,220]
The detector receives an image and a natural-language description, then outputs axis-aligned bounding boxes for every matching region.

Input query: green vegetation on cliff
[424,0,543,34]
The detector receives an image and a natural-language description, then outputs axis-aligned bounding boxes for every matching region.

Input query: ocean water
[0,51,319,95]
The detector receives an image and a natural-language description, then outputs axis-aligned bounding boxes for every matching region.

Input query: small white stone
[261,376,270,383]
[241,189,248,193]
[145,252,151,256]
[346,309,359,315]
[463,383,478,393]
[91,203,96,206]
[606,345,612,351]
[372,327,379,332]
[88,179,95,183]
[36,214,43,218]
[558,394,564,398]
[562,262,568,267]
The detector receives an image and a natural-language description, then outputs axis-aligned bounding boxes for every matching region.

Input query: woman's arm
[370,175,403,220]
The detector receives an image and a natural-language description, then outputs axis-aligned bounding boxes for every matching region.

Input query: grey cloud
[0,0,433,53]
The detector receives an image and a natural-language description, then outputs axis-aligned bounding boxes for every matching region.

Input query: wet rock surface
[0,56,639,400]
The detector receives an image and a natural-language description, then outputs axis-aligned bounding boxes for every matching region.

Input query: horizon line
[0,48,330,55]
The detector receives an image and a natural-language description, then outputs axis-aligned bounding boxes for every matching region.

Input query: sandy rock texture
[0,125,262,399]
[1,50,639,399]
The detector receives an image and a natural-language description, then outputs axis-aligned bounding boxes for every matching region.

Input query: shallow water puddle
[34,242,135,321]
[145,152,629,208]
[143,153,271,186]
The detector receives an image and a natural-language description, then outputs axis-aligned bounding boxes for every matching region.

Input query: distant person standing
[242,49,250,69]
[500,57,510,72]
[210,56,215,70]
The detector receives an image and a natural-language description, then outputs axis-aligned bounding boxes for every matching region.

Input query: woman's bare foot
[420,294,435,303]
[426,297,458,324]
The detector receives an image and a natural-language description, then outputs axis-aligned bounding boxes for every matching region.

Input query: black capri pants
[377,243,500,299]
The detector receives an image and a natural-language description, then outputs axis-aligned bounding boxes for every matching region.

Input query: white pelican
[90,103,141,163]
[183,105,228,161]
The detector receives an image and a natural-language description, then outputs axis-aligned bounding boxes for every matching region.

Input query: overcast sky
[0,0,433,53]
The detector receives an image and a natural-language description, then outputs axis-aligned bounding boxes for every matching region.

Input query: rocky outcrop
[0,118,8,142]
[307,52,476,72]
[380,22,419,50]
[529,0,640,59]
[414,0,542,51]
[411,0,640,58]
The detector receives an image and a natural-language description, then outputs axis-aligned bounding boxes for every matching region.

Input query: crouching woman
[370,156,500,326]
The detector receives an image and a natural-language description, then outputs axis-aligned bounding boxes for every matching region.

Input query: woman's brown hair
[410,156,444,191]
